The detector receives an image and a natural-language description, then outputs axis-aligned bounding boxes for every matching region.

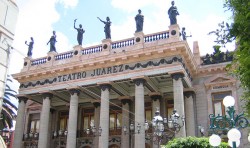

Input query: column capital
[150,94,162,101]
[184,90,195,98]
[121,99,131,105]
[68,89,80,96]
[171,72,184,81]
[93,102,100,108]
[133,78,146,86]
[17,96,28,103]
[100,84,112,91]
[41,92,53,99]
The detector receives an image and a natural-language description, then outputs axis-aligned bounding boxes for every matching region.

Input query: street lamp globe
[228,139,240,147]
[227,128,241,142]
[209,134,221,146]
[248,133,250,142]
[223,96,235,107]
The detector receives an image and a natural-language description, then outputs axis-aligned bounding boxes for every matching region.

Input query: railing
[27,30,170,67]
[82,45,102,55]
[31,57,47,66]
[144,31,169,43]
[111,38,135,49]
[55,51,74,61]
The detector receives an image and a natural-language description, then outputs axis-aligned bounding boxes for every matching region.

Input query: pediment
[204,74,236,88]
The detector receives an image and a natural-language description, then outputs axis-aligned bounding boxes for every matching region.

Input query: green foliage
[164,137,228,148]
[1,75,18,129]
[210,0,250,116]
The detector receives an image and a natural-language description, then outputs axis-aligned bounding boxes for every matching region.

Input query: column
[66,89,80,148]
[133,78,146,148]
[38,93,52,148]
[48,109,55,148]
[184,91,196,136]
[121,98,131,148]
[13,96,28,148]
[93,102,100,148]
[171,73,186,137]
[150,93,161,148]
[98,84,111,148]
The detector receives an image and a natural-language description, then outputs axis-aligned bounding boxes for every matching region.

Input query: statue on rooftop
[168,1,179,25]
[47,31,57,52]
[74,19,85,46]
[181,27,192,40]
[25,37,34,57]
[97,17,111,39]
[135,9,144,33]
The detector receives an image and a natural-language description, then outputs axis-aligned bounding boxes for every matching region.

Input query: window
[82,108,94,130]
[30,120,39,133]
[59,111,69,130]
[109,111,122,130]
[212,92,231,116]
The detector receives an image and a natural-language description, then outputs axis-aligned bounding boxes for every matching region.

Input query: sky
[9,0,233,75]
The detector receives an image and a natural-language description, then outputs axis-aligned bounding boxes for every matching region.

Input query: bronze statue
[47,31,57,52]
[74,19,85,45]
[135,9,144,32]
[168,1,179,25]
[97,17,111,39]
[181,27,192,40]
[25,37,34,57]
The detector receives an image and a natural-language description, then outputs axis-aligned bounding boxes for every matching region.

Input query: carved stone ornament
[121,99,131,105]
[93,102,100,108]
[133,78,146,86]
[18,96,28,103]
[69,89,80,96]
[42,93,53,99]
[100,84,112,91]
[171,72,184,81]
[184,91,195,98]
[150,95,162,101]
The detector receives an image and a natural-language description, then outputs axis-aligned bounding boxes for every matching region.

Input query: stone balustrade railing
[111,38,135,49]
[22,30,172,71]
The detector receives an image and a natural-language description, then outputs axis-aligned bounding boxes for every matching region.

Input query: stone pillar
[66,89,80,148]
[150,93,162,148]
[38,93,52,148]
[121,98,131,148]
[48,109,55,148]
[184,91,196,136]
[133,78,146,148]
[98,84,111,148]
[171,73,186,137]
[93,102,100,148]
[13,96,28,148]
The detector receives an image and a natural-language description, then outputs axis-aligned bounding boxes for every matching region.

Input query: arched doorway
[109,144,120,148]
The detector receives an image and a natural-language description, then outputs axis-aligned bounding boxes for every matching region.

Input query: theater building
[12,24,248,148]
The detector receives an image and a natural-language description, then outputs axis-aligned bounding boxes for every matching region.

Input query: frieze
[20,56,192,89]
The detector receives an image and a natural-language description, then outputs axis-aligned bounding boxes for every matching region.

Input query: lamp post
[123,109,185,148]
[209,96,249,148]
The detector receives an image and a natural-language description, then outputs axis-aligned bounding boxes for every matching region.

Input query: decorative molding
[133,78,146,86]
[18,96,28,103]
[171,72,184,81]
[184,91,195,98]
[42,93,53,99]
[150,94,162,101]
[68,89,80,96]
[121,99,131,105]
[19,57,193,89]
[100,84,112,91]
[93,102,100,108]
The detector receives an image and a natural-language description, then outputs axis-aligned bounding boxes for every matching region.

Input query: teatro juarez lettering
[57,64,124,82]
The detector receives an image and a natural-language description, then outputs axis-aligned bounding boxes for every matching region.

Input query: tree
[1,75,18,129]
[209,0,250,116]
[164,137,228,148]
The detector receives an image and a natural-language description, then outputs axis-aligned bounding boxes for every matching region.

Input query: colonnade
[13,73,196,148]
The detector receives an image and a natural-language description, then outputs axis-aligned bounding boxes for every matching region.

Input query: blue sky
[10,0,233,75]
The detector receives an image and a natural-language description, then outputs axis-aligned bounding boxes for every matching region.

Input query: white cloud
[10,0,74,74]
[57,0,79,8]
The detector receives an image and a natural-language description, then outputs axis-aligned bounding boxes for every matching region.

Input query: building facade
[12,24,249,148]
[0,0,19,112]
